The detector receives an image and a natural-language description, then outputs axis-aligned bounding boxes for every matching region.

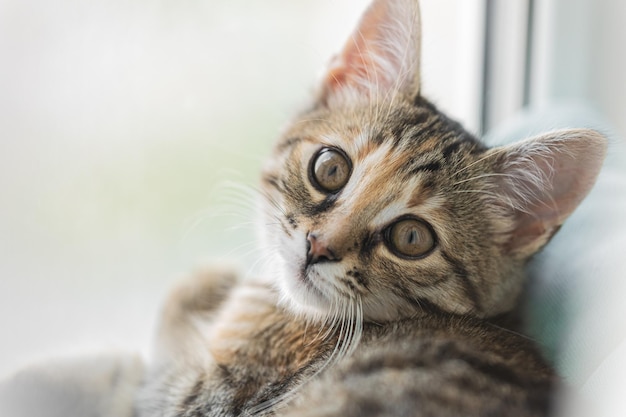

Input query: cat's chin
[276,265,335,322]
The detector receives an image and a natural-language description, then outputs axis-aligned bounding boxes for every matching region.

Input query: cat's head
[260,0,606,323]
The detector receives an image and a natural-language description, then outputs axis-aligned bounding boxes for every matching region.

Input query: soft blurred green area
[0,0,370,377]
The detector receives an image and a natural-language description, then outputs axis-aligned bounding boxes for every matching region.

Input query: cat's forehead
[281,100,482,161]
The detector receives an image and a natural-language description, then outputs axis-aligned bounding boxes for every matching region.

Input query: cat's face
[259,0,605,323]
[261,98,514,322]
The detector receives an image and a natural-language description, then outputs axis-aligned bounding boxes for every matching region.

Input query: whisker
[290,117,331,125]
[452,172,517,186]
[451,189,500,199]
[450,147,508,177]
[248,283,364,416]
[485,322,540,344]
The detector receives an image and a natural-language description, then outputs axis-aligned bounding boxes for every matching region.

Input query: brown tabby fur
[138,267,553,417]
[135,0,606,416]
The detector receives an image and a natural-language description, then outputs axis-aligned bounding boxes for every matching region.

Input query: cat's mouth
[278,264,331,316]
[275,236,339,314]
[299,265,324,294]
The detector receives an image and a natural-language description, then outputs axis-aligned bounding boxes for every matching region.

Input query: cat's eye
[385,218,436,259]
[309,147,352,193]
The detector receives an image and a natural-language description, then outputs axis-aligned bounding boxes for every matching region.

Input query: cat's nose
[306,232,338,266]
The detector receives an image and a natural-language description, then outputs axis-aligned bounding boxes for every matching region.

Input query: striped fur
[136,0,606,416]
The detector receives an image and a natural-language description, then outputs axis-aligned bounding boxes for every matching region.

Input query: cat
[135,0,607,416]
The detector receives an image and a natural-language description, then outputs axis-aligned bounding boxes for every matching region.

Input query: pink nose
[306,233,338,266]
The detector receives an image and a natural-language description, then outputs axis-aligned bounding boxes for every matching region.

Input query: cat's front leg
[154,264,240,363]
[135,265,241,417]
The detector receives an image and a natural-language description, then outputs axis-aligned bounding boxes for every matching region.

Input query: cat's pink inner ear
[492,129,607,257]
[318,0,421,105]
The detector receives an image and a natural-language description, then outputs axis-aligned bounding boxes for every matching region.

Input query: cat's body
[136,0,606,416]
[137,268,554,417]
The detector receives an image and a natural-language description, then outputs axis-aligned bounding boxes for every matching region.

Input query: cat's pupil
[386,218,436,259]
[310,148,351,193]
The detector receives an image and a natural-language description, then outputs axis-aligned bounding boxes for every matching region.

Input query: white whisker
[249,293,363,416]
[450,147,507,177]
[452,172,517,186]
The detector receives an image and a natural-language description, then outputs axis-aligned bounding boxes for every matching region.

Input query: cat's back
[283,313,555,417]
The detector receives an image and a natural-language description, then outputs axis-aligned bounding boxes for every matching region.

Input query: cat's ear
[317,0,422,106]
[488,129,607,258]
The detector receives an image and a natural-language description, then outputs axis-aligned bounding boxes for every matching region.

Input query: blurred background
[0,0,624,396]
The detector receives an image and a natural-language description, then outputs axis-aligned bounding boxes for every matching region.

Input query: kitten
[136,0,606,416]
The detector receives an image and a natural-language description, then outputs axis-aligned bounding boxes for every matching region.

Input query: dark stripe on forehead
[407,160,442,176]
[400,117,440,147]
[406,109,432,127]
[369,110,439,147]
[412,96,486,149]
[440,250,481,312]
[402,161,442,185]
[389,111,434,143]
[441,140,465,159]
[414,96,470,135]
[441,135,487,159]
